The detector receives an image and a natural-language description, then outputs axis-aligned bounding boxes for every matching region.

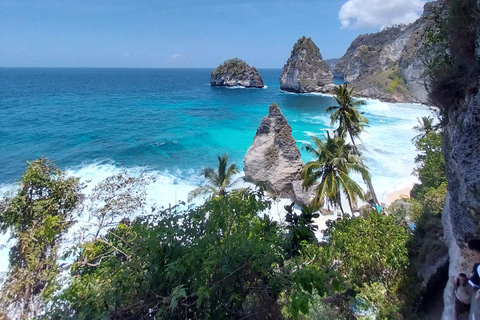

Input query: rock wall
[334,2,438,104]
[211,58,264,88]
[280,37,334,93]
[399,1,442,104]
[436,0,480,317]
[441,92,480,318]
[243,103,315,205]
[335,25,414,84]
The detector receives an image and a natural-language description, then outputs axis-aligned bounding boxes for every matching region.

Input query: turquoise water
[1,68,333,181]
[0,67,432,202]
[0,68,434,272]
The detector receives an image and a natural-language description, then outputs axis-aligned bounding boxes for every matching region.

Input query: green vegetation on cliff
[211,58,258,77]
[292,37,319,57]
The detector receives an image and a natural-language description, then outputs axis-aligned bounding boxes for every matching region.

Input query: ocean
[0,68,432,270]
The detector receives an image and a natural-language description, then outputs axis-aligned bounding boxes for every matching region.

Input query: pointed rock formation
[280,37,334,93]
[211,58,264,88]
[244,103,315,206]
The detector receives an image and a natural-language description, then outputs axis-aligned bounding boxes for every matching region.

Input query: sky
[0,0,429,68]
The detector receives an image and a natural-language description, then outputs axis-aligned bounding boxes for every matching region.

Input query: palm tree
[325,84,368,144]
[188,153,240,202]
[302,132,371,214]
[325,84,379,207]
[412,116,435,142]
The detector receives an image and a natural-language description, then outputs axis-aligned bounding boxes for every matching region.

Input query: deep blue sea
[0,67,432,204]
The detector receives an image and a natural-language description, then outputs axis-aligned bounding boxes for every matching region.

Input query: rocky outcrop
[334,2,438,104]
[211,58,264,88]
[244,103,315,205]
[280,37,334,93]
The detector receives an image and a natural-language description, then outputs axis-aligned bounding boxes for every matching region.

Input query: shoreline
[385,186,412,205]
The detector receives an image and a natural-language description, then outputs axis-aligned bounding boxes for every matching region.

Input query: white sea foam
[279,90,335,98]
[358,100,434,203]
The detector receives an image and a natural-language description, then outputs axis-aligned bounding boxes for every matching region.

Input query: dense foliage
[38,187,336,320]
[325,211,410,319]
[426,0,479,115]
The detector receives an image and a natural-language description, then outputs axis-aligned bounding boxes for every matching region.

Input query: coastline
[385,186,412,205]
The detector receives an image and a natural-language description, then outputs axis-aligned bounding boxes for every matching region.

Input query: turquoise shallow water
[0,67,431,200]
[0,68,336,182]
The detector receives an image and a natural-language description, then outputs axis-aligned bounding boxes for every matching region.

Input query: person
[468,239,480,320]
[451,273,473,320]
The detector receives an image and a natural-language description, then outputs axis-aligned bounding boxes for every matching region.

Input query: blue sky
[0,0,428,68]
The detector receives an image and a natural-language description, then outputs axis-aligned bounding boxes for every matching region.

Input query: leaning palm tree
[302,132,371,214]
[412,116,435,142]
[325,84,379,207]
[188,153,240,202]
[325,84,368,144]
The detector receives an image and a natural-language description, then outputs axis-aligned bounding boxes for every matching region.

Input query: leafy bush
[45,188,335,320]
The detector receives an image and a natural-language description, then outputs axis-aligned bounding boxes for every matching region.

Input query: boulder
[244,103,316,205]
[211,58,264,88]
[280,37,334,93]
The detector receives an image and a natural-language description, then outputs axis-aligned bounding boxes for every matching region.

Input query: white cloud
[171,54,182,59]
[339,0,428,29]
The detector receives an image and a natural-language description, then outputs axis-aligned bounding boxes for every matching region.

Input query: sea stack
[280,36,333,93]
[244,103,315,205]
[210,58,264,88]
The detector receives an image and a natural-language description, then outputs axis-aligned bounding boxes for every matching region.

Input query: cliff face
[335,25,414,83]
[431,0,480,318]
[211,58,264,88]
[280,37,334,93]
[243,103,315,205]
[334,2,438,104]
[399,1,442,104]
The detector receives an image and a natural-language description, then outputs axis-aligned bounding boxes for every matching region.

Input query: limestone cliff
[427,0,480,318]
[280,37,334,93]
[399,1,442,104]
[243,103,315,205]
[334,2,438,104]
[211,58,264,88]
[335,25,413,84]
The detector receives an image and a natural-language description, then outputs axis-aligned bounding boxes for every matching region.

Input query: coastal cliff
[243,103,315,205]
[428,0,480,318]
[280,37,334,93]
[334,2,439,104]
[211,58,264,88]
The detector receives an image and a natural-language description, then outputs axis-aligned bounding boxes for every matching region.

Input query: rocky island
[280,36,334,93]
[210,58,264,88]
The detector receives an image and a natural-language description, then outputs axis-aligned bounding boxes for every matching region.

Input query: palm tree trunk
[338,201,345,219]
[351,139,380,208]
